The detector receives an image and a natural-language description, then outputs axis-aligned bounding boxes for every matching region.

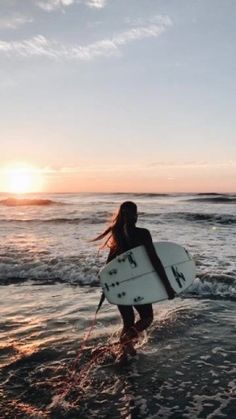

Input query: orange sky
[0,161,235,194]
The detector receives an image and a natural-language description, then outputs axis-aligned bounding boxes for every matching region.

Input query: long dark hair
[92,201,137,252]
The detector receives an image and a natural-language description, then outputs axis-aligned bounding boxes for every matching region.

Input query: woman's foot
[115,350,128,366]
[115,343,137,366]
[120,326,139,343]
[125,342,137,356]
[120,332,137,357]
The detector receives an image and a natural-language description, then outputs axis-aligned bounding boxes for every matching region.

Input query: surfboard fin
[96,292,106,314]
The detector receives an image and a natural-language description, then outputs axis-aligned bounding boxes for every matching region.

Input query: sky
[0,0,236,193]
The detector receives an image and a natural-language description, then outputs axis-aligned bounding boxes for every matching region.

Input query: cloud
[35,0,106,11]
[59,164,141,173]
[111,20,172,47]
[85,0,106,8]
[35,0,75,12]
[0,164,55,174]
[0,35,58,58]
[0,17,172,60]
[125,15,172,27]
[148,160,236,169]
[148,161,208,168]
[0,14,33,30]
[0,164,143,178]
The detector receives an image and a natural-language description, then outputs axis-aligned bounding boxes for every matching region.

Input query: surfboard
[99,242,196,305]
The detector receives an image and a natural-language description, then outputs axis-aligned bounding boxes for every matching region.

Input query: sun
[4,165,44,194]
[9,171,34,194]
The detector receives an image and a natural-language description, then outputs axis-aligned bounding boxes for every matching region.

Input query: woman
[93,201,175,361]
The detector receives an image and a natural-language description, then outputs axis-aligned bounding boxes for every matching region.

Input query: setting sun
[2,165,44,194]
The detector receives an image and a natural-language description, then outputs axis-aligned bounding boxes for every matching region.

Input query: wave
[44,215,108,224]
[1,277,235,301]
[195,192,225,196]
[0,254,235,301]
[1,211,235,225]
[0,198,60,206]
[0,218,105,224]
[129,193,169,198]
[0,254,102,286]
[143,211,236,225]
[0,211,110,225]
[174,212,236,225]
[186,195,236,203]
[187,274,236,301]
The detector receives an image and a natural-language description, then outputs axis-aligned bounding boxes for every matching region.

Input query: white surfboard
[99,242,196,305]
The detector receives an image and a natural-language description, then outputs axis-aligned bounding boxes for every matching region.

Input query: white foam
[188,277,236,299]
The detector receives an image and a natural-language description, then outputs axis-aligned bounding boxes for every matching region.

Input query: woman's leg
[134,304,153,332]
[117,305,136,358]
[117,305,135,335]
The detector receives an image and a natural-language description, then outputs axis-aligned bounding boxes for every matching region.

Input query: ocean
[0,192,235,418]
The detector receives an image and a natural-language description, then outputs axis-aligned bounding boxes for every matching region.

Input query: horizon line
[0,191,235,195]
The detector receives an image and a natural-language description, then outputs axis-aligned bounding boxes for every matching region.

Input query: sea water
[0,193,235,418]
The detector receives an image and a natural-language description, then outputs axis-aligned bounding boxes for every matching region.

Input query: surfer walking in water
[93,201,175,363]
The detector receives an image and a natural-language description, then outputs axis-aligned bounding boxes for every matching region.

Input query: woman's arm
[142,229,175,299]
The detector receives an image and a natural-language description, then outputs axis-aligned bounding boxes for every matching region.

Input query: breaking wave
[129,193,169,198]
[188,273,236,301]
[196,192,224,196]
[0,254,102,286]
[0,198,60,206]
[170,212,236,225]
[0,212,110,225]
[186,195,236,203]
[1,253,235,300]
[143,212,236,225]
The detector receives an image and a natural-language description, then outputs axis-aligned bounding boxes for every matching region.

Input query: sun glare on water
[4,165,44,194]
